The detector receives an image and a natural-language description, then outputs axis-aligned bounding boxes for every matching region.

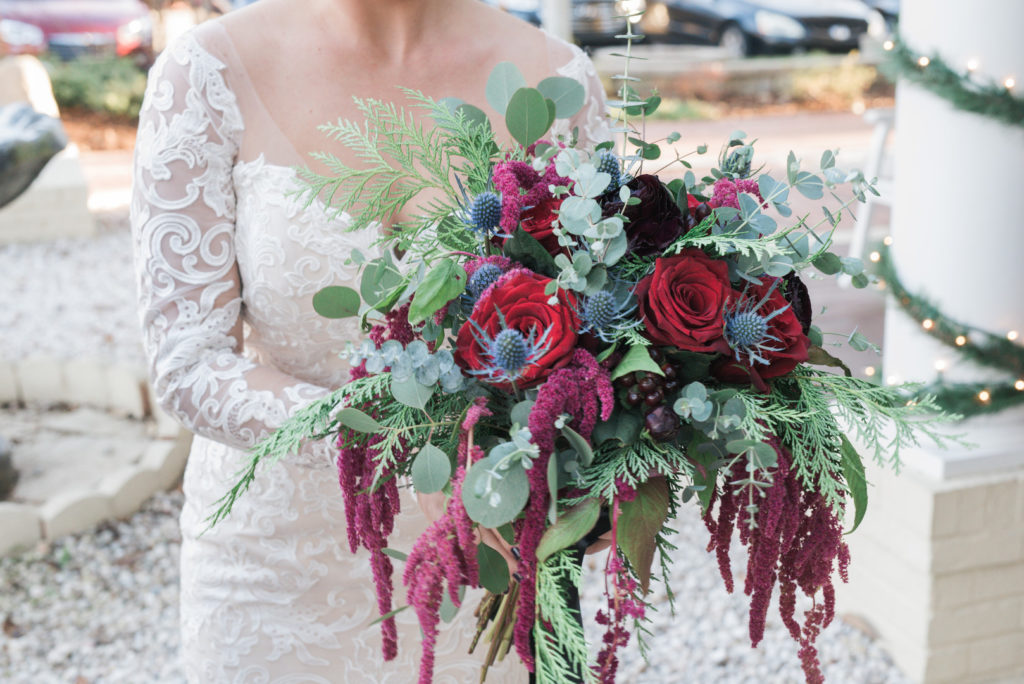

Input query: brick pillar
[838,1,1024,682]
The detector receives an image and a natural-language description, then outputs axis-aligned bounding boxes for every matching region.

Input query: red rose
[636,249,733,353]
[517,196,567,256]
[455,270,580,390]
[714,278,810,389]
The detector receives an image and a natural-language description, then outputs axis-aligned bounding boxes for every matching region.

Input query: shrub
[46,56,147,120]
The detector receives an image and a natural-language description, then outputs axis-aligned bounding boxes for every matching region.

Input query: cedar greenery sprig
[883,35,1024,130]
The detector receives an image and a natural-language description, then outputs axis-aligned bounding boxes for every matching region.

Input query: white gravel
[0,231,143,364]
[0,487,908,683]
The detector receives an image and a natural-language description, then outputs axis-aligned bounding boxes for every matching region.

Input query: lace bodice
[131,24,610,466]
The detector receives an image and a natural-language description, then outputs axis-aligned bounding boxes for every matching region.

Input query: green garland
[876,246,1024,418]
[883,36,1024,129]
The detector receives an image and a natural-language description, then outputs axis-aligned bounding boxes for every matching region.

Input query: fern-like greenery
[534,549,596,684]
[577,438,694,503]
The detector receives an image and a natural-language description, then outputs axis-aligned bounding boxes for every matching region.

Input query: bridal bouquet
[213,57,955,684]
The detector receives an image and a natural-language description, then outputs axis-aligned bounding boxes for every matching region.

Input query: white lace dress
[131,20,609,684]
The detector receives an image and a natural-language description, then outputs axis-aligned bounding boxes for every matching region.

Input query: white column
[841,4,1024,683]
[884,0,1024,478]
[541,0,572,43]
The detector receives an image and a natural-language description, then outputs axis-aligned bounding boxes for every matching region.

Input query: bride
[130,0,609,681]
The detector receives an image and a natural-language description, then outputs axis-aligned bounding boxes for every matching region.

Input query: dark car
[481,0,648,46]
[645,0,883,56]
[0,0,153,62]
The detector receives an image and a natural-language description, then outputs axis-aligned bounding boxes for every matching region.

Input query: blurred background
[2,1,1023,683]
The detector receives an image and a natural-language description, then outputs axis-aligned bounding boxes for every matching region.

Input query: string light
[883,236,894,246]
[869,251,881,263]
[966,58,979,72]
[934,359,948,372]
[955,335,967,346]
[978,390,991,402]
[1016,380,1024,391]
[1006,77,1017,90]
[1007,330,1019,342]
[864,366,876,377]
[922,318,935,330]
[883,40,894,51]
[918,56,930,67]
[886,375,901,386]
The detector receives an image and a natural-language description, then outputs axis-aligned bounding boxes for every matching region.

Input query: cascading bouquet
[211,52,957,684]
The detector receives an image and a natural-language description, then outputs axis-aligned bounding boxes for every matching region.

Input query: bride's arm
[131,33,330,466]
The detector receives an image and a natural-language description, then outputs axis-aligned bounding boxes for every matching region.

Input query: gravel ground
[0,488,909,684]
[0,231,143,364]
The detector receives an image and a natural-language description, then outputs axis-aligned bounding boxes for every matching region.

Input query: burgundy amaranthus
[704,441,849,684]
[335,304,417,660]
[595,499,646,683]
[493,156,571,233]
[515,349,615,671]
[402,397,491,684]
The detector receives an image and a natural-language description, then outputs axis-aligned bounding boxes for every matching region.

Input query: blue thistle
[469,310,554,385]
[723,282,789,367]
[468,191,502,236]
[580,288,638,342]
[468,264,503,299]
[595,149,622,195]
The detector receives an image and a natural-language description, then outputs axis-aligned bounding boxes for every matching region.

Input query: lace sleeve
[131,32,330,466]
[551,42,611,148]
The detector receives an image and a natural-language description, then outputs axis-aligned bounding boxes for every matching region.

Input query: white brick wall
[840,465,1024,683]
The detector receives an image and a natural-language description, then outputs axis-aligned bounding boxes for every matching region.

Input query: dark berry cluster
[613,348,683,441]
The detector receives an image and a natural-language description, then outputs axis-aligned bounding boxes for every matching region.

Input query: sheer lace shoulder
[131,27,330,466]
[547,37,611,148]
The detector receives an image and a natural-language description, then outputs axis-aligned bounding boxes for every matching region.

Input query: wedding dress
[131,19,609,684]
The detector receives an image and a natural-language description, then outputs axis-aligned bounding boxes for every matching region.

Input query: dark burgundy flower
[602,174,686,257]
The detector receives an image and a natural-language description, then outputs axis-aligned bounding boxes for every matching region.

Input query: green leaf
[506,87,552,149]
[361,253,404,313]
[537,76,586,118]
[462,457,530,528]
[511,400,535,428]
[840,434,868,533]
[411,443,452,494]
[547,453,560,523]
[409,259,467,325]
[505,228,558,277]
[851,273,870,289]
[808,325,824,348]
[610,344,665,381]
[591,411,642,447]
[439,585,466,623]
[391,377,435,410]
[617,476,670,593]
[312,286,361,319]
[367,604,410,628]
[477,543,510,594]
[806,345,853,377]
[812,251,843,276]
[382,548,408,562]
[560,425,594,467]
[536,498,601,563]
[544,97,557,131]
[456,103,491,132]
[485,61,527,116]
[336,407,383,433]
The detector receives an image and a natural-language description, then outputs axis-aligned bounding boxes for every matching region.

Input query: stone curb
[0,355,192,555]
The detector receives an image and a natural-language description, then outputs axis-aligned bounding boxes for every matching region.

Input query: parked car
[644,0,884,56]
[0,14,46,55]
[0,0,153,62]
[481,0,647,46]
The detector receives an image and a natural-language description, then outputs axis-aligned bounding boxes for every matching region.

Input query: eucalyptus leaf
[511,400,535,428]
[382,548,408,562]
[391,377,435,410]
[312,286,361,319]
[812,251,843,276]
[366,604,410,628]
[455,103,491,132]
[506,87,552,149]
[411,443,452,494]
[462,457,530,528]
[560,425,594,467]
[485,61,527,115]
[536,498,601,563]
[439,585,466,623]
[336,407,383,433]
[537,76,585,118]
